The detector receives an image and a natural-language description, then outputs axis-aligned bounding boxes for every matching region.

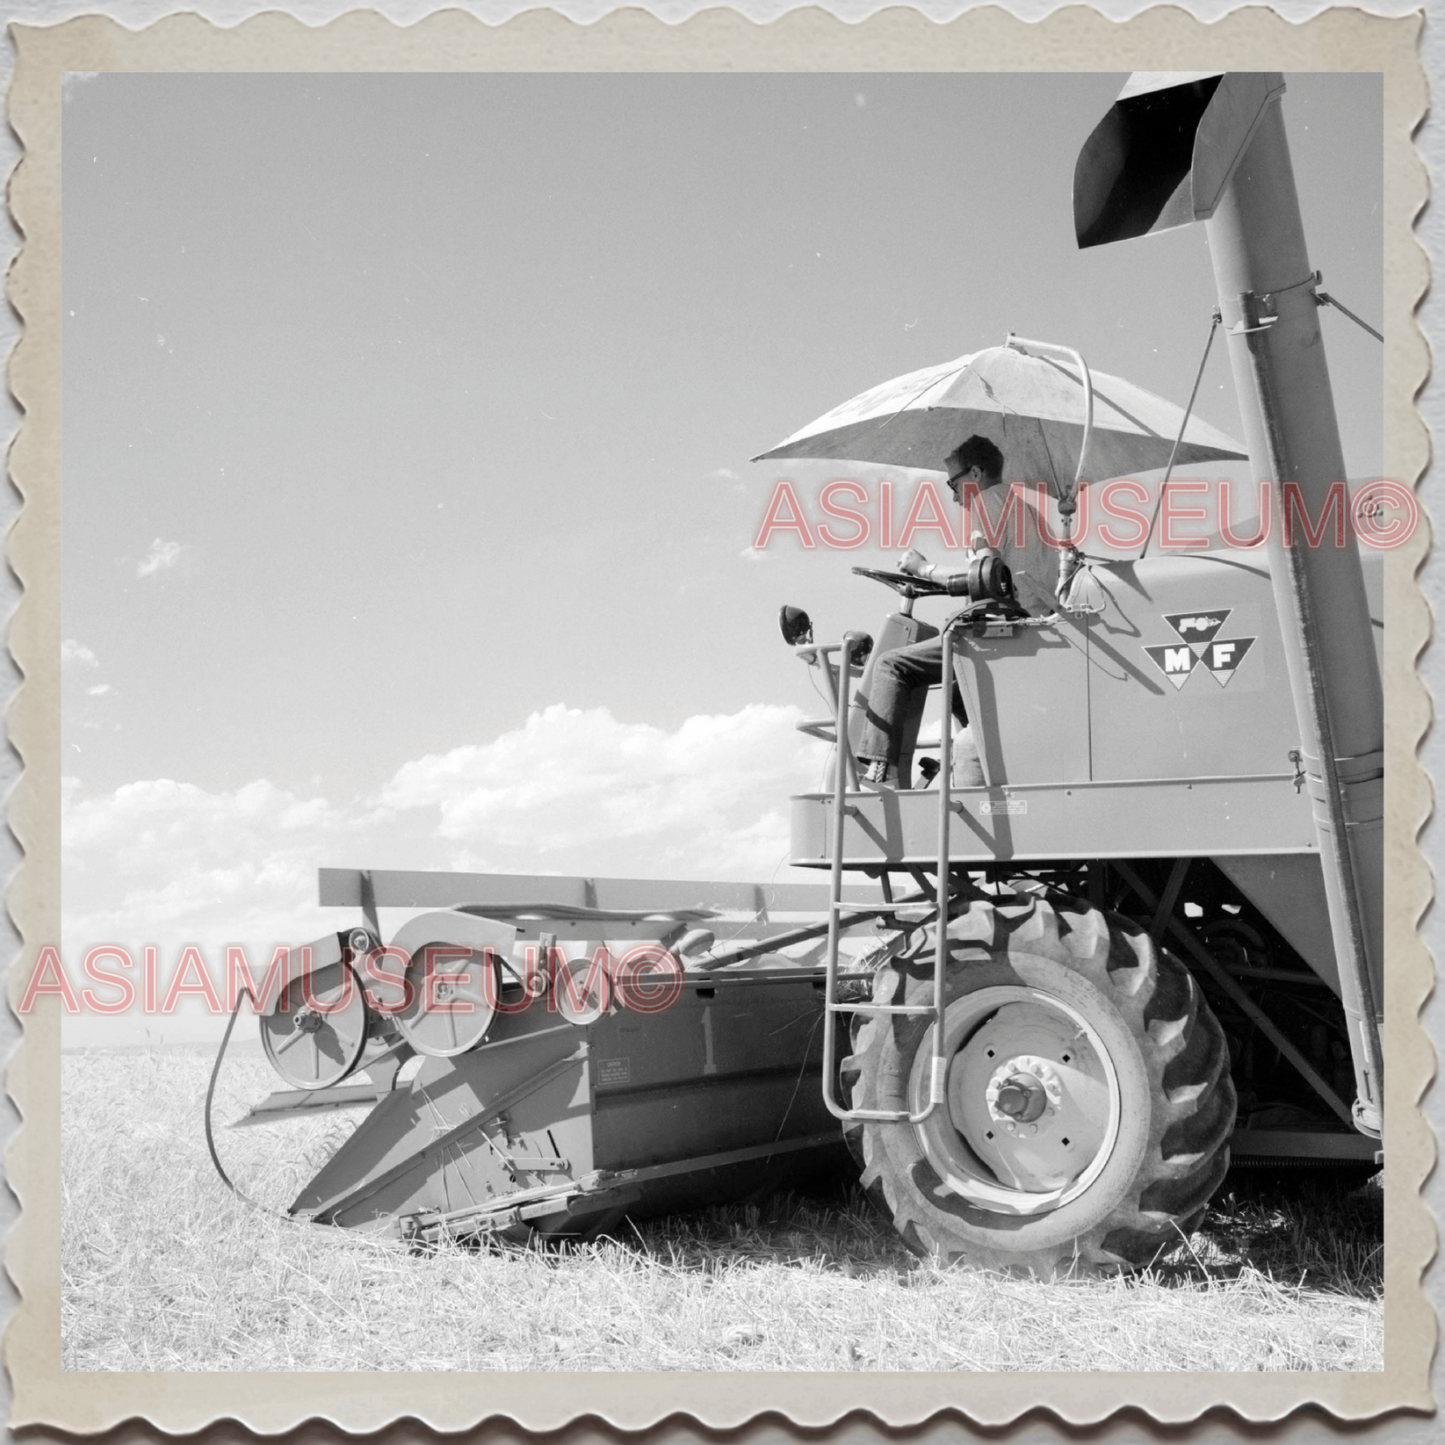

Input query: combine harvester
[212,73,1386,1274]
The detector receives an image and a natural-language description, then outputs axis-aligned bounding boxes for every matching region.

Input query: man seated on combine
[855,434,1004,789]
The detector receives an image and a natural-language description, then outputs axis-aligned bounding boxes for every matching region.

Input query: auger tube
[1074,72,1385,1134]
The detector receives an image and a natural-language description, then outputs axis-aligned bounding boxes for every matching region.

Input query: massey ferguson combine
[211,73,1386,1274]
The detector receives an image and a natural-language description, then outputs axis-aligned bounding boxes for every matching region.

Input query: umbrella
[754,335,1246,498]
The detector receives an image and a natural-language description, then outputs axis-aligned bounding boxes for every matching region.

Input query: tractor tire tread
[848,895,1236,1277]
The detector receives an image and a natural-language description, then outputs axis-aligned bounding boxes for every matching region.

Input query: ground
[61,1048,1383,1372]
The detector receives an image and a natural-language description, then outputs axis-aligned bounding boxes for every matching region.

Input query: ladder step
[827,1002,938,1015]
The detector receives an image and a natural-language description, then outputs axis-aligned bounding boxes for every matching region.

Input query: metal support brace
[1148,857,1191,943]
[1140,307,1221,560]
[359,869,381,942]
[1316,291,1383,343]
[1113,861,1353,1125]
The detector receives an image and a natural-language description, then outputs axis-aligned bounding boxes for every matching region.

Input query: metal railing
[790,640,858,789]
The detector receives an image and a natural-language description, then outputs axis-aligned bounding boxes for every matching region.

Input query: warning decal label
[980,798,1027,816]
[597,1058,631,1086]
[1144,609,1257,690]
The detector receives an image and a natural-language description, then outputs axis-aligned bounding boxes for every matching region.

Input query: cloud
[86,683,114,697]
[60,703,830,1003]
[58,774,352,1042]
[60,775,387,961]
[137,538,184,578]
[738,546,770,564]
[61,639,99,668]
[381,703,823,879]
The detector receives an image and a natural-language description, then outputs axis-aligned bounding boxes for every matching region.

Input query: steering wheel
[850,565,948,599]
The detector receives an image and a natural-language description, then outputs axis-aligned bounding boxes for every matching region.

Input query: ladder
[813,622,970,1124]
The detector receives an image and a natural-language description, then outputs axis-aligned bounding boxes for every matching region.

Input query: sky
[58,72,1383,1043]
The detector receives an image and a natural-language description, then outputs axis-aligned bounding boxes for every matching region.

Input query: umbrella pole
[1005,333,1097,604]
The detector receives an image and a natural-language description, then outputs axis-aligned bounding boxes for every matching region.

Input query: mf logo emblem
[1164,611,1228,645]
[1144,609,1256,691]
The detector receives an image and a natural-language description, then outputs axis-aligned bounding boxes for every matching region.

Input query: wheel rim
[261,961,368,1089]
[908,982,1122,1217]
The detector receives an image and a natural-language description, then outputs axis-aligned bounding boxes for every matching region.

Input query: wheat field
[60,1047,1383,1372]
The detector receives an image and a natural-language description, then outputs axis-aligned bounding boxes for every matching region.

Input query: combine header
[212,72,1385,1274]
[220,871,884,1242]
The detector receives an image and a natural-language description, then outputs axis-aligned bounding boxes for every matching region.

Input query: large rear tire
[845,894,1235,1275]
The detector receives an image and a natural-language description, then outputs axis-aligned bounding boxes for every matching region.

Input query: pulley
[260,960,369,1090]
[393,945,500,1057]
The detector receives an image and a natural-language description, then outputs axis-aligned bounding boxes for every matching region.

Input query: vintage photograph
[20,16,1423,1421]
[52,63,1388,1373]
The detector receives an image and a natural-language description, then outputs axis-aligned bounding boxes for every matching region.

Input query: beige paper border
[5,4,1432,1433]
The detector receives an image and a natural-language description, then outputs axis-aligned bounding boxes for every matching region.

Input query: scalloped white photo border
[2,4,1432,1434]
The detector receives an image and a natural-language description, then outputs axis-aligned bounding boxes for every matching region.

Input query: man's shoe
[861,757,898,789]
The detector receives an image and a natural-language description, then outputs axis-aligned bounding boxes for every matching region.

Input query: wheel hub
[910,982,1122,1216]
[985,1054,1060,1124]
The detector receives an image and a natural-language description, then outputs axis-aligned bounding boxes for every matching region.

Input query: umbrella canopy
[754,340,1246,492]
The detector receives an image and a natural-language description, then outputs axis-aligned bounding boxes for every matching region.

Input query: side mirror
[846,633,874,668]
[779,605,813,646]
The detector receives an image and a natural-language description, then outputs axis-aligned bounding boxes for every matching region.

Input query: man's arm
[896,548,972,594]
